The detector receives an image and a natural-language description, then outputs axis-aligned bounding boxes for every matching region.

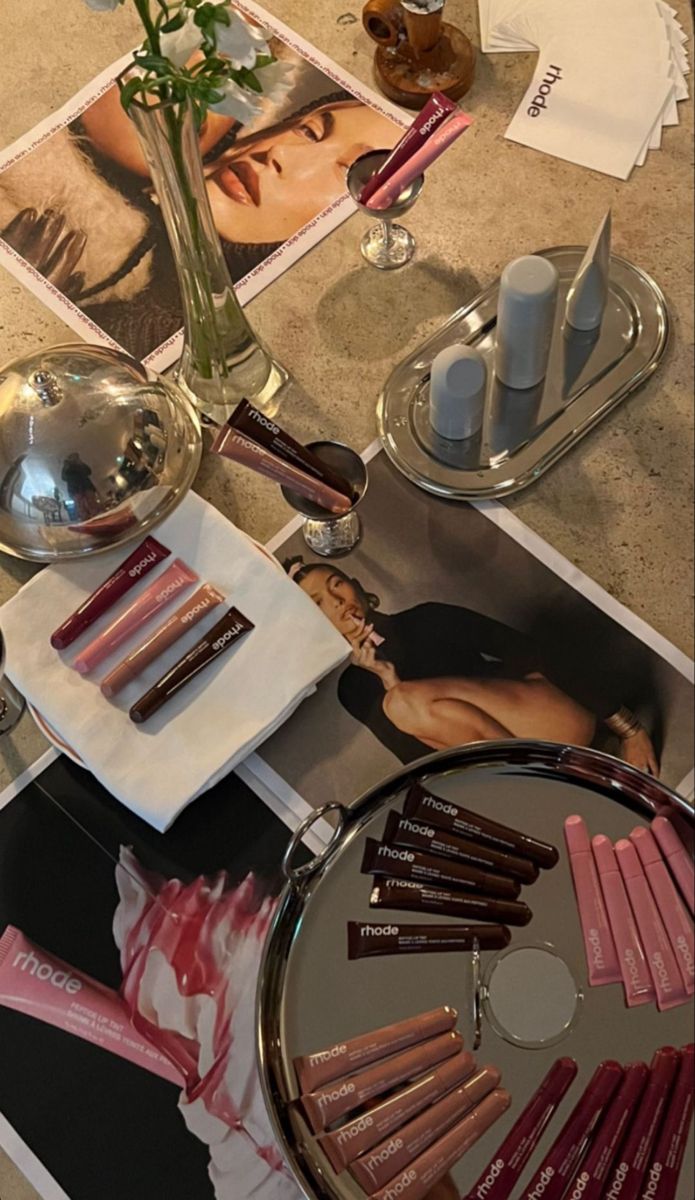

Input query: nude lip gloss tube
[592,835,655,1007]
[370,880,533,926]
[384,812,539,884]
[72,559,198,675]
[50,535,170,649]
[563,1062,649,1200]
[369,1090,512,1200]
[100,583,225,697]
[347,921,510,959]
[349,1065,501,1192]
[519,1061,624,1200]
[641,1044,694,1200]
[358,91,457,204]
[318,1050,476,1173]
[361,838,521,900]
[630,826,694,997]
[463,1058,578,1200]
[651,817,695,916]
[564,816,621,987]
[300,1030,463,1133]
[293,1006,458,1095]
[403,783,559,869]
[615,839,687,1011]
[603,1047,681,1200]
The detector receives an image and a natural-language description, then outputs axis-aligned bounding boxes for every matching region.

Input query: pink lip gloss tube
[564,816,621,987]
[564,1061,649,1200]
[366,110,473,211]
[592,835,655,1007]
[462,1057,578,1200]
[651,817,695,916]
[630,826,694,997]
[641,1044,694,1200]
[72,559,198,675]
[602,1047,681,1200]
[50,535,170,649]
[518,1060,624,1200]
[615,839,688,1011]
[358,91,457,204]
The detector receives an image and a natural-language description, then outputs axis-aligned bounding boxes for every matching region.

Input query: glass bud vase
[129,95,287,424]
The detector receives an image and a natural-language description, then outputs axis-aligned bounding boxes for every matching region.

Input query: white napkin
[1,493,348,831]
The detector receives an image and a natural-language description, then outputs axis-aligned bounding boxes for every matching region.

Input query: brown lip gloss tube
[50,535,170,650]
[347,922,510,960]
[370,1089,512,1200]
[403,782,559,869]
[370,880,533,927]
[129,606,254,725]
[350,1065,502,1193]
[361,838,521,900]
[300,1031,463,1134]
[293,1006,458,1095]
[211,427,352,514]
[228,400,355,500]
[384,812,539,884]
[318,1050,476,1173]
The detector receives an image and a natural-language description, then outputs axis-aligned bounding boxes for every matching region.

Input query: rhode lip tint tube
[564,815,621,987]
[603,1047,681,1200]
[564,1062,649,1200]
[358,91,457,204]
[384,811,539,884]
[50,535,170,649]
[72,559,198,675]
[630,825,695,997]
[366,110,474,212]
[652,817,695,915]
[347,922,510,959]
[227,400,354,499]
[370,880,533,926]
[615,839,687,1011]
[361,838,521,900]
[463,1058,578,1200]
[592,835,655,1007]
[641,1044,694,1200]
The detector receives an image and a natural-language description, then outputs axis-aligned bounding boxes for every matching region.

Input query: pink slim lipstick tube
[463,1058,578,1200]
[366,110,473,211]
[603,1047,681,1200]
[564,1062,649,1200]
[615,839,687,1011]
[592,835,655,1007]
[519,1060,624,1200]
[630,826,695,997]
[72,559,199,675]
[651,817,695,916]
[564,816,621,987]
[641,1044,694,1200]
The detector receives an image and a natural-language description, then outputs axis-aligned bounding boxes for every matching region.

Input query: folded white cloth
[1,493,348,830]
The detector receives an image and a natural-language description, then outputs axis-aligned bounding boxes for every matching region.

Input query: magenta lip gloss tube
[463,1058,578,1200]
[651,817,695,916]
[72,559,198,675]
[519,1060,624,1200]
[564,816,621,987]
[603,1047,681,1200]
[564,1062,649,1200]
[615,839,688,1011]
[641,1044,694,1200]
[50,535,170,649]
[592,835,655,1007]
[630,826,694,997]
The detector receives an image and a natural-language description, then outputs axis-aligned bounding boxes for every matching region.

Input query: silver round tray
[376,247,669,499]
[256,742,694,1199]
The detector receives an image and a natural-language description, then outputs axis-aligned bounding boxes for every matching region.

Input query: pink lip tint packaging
[564,815,621,986]
[615,839,687,1011]
[563,1061,649,1200]
[641,1044,694,1200]
[592,835,655,1007]
[630,825,695,998]
[652,817,695,916]
[602,1047,681,1200]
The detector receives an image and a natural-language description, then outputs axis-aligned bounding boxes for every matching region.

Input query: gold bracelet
[605,706,643,740]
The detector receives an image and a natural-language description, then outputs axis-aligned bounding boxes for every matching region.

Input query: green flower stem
[134,0,161,54]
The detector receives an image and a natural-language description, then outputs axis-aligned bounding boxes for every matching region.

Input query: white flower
[216,13,270,69]
[212,78,264,124]
[253,60,295,107]
[160,9,204,68]
[83,0,121,10]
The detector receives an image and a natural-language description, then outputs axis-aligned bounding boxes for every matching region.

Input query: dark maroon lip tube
[463,1058,578,1200]
[384,811,539,884]
[50,535,170,650]
[347,921,510,959]
[226,400,354,500]
[358,91,457,204]
[361,838,521,900]
[403,782,559,869]
[603,1047,682,1200]
[563,1061,649,1200]
[370,879,533,926]
[641,1044,694,1200]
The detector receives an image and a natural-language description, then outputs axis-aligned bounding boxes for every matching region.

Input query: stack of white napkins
[0,492,348,831]
[479,0,690,178]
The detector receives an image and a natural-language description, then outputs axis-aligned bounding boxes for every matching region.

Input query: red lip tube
[641,1044,694,1200]
[564,1062,649,1200]
[463,1058,578,1200]
[519,1060,624,1200]
[361,838,521,900]
[602,1047,681,1200]
[384,811,539,884]
[370,879,533,926]
[50,535,170,649]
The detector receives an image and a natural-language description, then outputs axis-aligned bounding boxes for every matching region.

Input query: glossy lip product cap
[592,835,655,1007]
[563,1061,649,1200]
[615,839,687,1011]
[385,811,539,883]
[630,825,695,997]
[564,815,621,986]
[361,837,522,900]
[602,1047,681,1200]
[651,817,695,916]
[369,879,533,927]
[641,1044,694,1200]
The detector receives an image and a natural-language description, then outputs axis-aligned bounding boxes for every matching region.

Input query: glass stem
[381,216,394,255]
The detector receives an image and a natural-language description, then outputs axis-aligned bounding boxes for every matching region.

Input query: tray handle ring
[282,802,346,884]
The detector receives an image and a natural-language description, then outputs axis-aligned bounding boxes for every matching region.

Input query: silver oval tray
[257,743,693,1199]
[376,247,669,499]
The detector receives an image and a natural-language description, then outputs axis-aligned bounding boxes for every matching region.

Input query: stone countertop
[0,3,693,1194]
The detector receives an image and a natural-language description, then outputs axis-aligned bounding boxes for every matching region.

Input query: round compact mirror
[481,941,583,1049]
